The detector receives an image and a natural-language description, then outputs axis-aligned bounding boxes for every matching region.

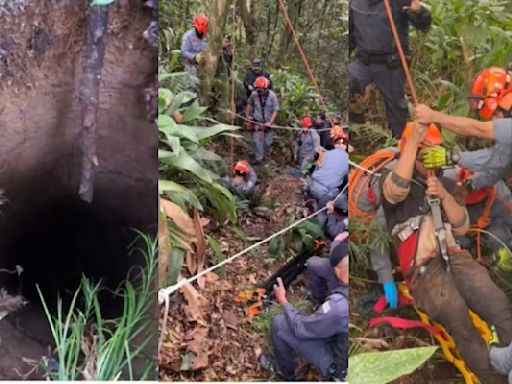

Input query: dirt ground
[0,0,157,378]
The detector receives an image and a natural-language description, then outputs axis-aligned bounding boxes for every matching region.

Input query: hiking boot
[258,353,300,381]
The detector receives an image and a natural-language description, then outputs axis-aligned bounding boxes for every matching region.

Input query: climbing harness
[427,193,450,272]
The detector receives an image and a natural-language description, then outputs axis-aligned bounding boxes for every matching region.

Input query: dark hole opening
[0,192,136,346]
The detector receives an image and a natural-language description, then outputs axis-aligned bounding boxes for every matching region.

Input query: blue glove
[382,281,398,309]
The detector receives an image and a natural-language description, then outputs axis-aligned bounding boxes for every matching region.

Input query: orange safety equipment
[193,14,209,34]
[330,125,344,140]
[399,122,443,152]
[456,168,491,205]
[233,160,250,174]
[301,116,313,128]
[469,67,512,120]
[254,76,270,89]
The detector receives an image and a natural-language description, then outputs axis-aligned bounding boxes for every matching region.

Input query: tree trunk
[199,0,230,102]
[78,5,109,203]
[238,0,258,58]
[277,0,302,60]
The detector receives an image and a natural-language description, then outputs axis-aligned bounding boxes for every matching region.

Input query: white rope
[158,185,347,305]
[348,159,381,176]
[222,108,342,132]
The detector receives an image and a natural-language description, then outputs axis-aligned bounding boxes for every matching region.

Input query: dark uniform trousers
[412,252,512,384]
[271,291,348,379]
[349,58,408,138]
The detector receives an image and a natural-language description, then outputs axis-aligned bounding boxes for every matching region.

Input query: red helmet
[301,116,313,128]
[469,67,512,120]
[456,168,490,205]
[193,14,209,34]
[233,160,250,174]
[254,76,270,89]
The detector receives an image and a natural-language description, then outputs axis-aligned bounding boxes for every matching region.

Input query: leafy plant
[158,69,240,222]
[37,232,157,381]
[268,217,326,258]
[348,346,438,384]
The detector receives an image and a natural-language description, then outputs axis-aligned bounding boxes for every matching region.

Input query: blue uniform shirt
[248,90,279,123]
[180,28,207,63]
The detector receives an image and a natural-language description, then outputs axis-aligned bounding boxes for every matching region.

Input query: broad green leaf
[193,147,222,162]
[180,100,208,122]
[298,220,326,240]
[163,149,217,183]
[268,237,284,257]
[348,346,438,384]
[168,247,185,285]
[159,179,186,194]
[191,124,240,140]
[158,180,203,211]
[158,115,198,143]
[206,235,226,278]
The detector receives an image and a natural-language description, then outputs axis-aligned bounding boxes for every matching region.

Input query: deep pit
[0,1,157,379]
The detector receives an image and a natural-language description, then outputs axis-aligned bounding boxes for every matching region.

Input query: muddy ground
[0,0,156,379]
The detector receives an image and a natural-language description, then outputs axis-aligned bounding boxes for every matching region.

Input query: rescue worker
[307,232,348,305]
[180,14,209,78]
[443,167,512,268]
[326,199,349,240]
[216,35,233,78]
[349,0,431,137]
[243,58,271,99]
[308,126,349,228]
[220,160,257,199]
[296,116,321,169]
[379,121,512,383]
[246,76,279,163]
[259,241,349,381]
[315,112,333,150]
[415,66,512,188]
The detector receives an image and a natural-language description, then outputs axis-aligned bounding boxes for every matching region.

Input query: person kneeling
[258,241,349,381]
[220,160,257,200]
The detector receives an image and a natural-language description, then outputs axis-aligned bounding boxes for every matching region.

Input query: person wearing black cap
[258,240,349,381]
[243,58,271,99]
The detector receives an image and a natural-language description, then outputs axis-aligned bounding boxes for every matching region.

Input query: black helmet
[251,58,262,67]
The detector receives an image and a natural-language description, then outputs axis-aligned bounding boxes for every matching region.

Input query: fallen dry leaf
[223,310,239,329]
[179,281,207,322]
[160,198,195,236]
[193,210,207,287]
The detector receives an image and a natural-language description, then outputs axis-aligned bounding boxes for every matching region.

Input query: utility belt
[356,51,408,70]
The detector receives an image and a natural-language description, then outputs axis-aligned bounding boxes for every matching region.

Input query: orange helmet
[456,168,490,205]
[301,116,313,128]
[399,122,443,152]
[254,76,270,89]
[469,67,512,120]
[233,160,250,174]
[193,14,209,34]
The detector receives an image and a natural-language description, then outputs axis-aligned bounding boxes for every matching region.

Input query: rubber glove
[382,281,398,309]
[194,52,205,65]
[488,325,500,349]
[420,146,458,169]
[496,247,512,272]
